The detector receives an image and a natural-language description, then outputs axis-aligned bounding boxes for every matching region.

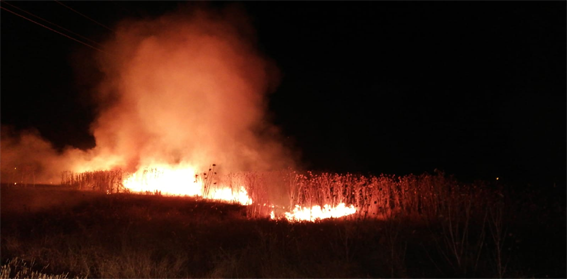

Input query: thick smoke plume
[1,4,294,184]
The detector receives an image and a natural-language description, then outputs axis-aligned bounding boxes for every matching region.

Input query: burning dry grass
[57,168,501,223]
[1,172,565,278]
[283,170,493,222]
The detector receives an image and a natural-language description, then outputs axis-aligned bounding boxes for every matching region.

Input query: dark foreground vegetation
[1,172,565,278]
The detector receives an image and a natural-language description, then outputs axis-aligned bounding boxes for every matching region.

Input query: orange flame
[122,165,252,205]
[272,203,357,222]
[122,166,356,221]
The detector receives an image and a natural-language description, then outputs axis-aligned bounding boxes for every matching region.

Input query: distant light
[496,177,499,181]
[14,182,17,185]
[14,167,17,170]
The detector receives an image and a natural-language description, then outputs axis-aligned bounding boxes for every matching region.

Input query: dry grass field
[1,171,565,278]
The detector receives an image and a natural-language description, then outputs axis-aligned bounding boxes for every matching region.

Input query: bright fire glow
[122,166,355,220]
[275,203,357,222]
[208,186,252,205]
[123,166,200,196]
[122,165,252,205]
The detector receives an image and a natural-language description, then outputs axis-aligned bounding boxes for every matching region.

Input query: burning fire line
[122,166,252,205]
[119,167,357,221]
[272,203,357,222]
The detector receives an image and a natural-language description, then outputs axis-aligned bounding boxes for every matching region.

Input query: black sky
[1,1,565,186]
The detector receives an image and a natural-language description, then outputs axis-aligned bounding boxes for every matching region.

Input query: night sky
[1,2,565,186]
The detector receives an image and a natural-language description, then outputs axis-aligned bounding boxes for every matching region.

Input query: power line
[1,1,104,48]
[0,5,107,54]
[53,0,115,33]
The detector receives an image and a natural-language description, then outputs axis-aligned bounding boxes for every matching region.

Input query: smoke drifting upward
[90,4,292,173]
[1,4,294,183]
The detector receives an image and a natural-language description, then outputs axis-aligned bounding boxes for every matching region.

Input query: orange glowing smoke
[2,4,292,186]
[86,5,291,176]
[0,4,356,221]
[83,5,290,205]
